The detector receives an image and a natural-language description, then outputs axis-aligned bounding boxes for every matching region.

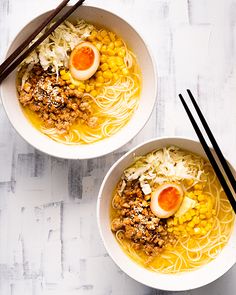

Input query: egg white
[69,42,100,81]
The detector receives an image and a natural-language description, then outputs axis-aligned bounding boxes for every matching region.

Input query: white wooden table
[0,0,236,294]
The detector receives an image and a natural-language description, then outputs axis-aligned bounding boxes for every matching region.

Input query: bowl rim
[0,5,158,160]
[97,135,236,291]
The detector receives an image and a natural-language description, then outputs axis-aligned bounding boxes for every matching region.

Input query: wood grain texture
[0,0,236,294]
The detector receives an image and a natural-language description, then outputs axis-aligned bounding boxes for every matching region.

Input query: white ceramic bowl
[0,6,157,159]
[97,137,236,291]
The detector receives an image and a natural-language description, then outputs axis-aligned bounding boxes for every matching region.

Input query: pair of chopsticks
[0,0,85,84]
[179,90,236,214]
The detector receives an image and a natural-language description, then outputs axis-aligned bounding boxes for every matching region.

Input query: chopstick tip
[187,89,191,94]
[187,89,194,97]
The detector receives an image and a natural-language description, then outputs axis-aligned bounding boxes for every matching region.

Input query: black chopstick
[179,91,236,214]
[187,89,236,194]
[0,0,70,75]
[0,0,85,84]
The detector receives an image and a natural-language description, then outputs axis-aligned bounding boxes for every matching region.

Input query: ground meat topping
[111,180,176,256]
[18,65,98,133]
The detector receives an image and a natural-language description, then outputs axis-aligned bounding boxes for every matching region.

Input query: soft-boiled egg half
[150,183,184,218]
[69,41,100,81]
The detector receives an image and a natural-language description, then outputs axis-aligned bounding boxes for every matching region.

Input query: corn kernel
[207,199,213,208]
[113,73,119,81]
[186,179,194,186]
[186,226,192,232]
[96,33,103,41]
[92,30,98,36]
[95,42,102,50]
[190,209,196,216]
[188,193,196,200]
[89,78,95,85]
[78,83,85,90]
[108,59,116,66]
[114,47,119,55]
[107,49,115,56]
[90,90,98,97]
[115,39,123,47]
[61,73,71,80]
[116,57,124,66]
[88,30,97,41]
[69,84,75,89]
[194,183,203,190]
[103,71,113,79]
[118,48,126,57]
[101,63,109,71]
[200,214,206,219]
[188,221,194,228]
[193,216,200,224]
[194,227,201,234]
[88,36,95,42]
[96,76,104,83]
[185,212,192,221]
[206,212,212,219]
[111,66,119,73]
[167,219,173,226]
[96,71,103,77]
[100,55,107,63]
[85,85,91,92]
[108,42,115,50]
[179,219,184,225]
[109,32,116,41]
[198,194,205,201]
[122,68,129,76]
[108,60,116,67]
[205,224,212,231]
[181,216,186,222]
[100,29,108,37]
[201,229,207,235]
[60,69,66,76]
[101,45,107,53]
[200,207,207,214]
[179,225,185,231]
[103,37,111,44]
[173,219,178,226]
[95,83,102,88]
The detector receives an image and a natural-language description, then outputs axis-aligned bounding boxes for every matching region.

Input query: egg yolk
[158,187,181,211]
[72,46,95,71]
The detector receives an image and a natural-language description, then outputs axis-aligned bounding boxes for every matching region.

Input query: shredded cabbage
[19,20,94,82]
[123,146,206,195]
